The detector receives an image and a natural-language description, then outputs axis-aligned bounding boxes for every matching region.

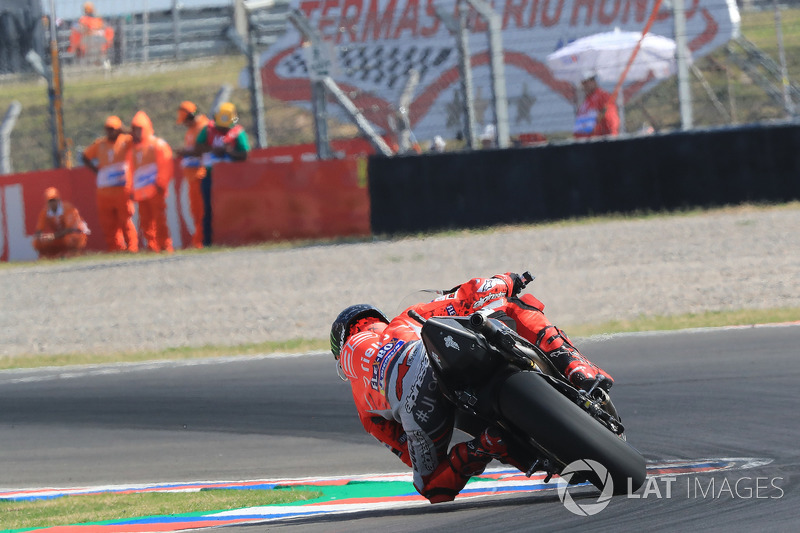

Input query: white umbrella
[546,29,680,86]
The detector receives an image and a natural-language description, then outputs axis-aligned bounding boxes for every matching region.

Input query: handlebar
[407,309,426,324]
[515,271,534,296]
[469,313,515,350]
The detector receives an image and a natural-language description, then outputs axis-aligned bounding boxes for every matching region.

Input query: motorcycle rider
[331,272,614,504]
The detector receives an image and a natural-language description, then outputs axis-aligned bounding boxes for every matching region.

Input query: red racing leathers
[338,274,613,503]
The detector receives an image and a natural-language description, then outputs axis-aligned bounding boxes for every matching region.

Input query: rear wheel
[497,371,646,494]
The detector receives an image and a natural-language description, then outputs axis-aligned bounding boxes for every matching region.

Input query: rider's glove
[493,273,522,297]
[503,272,530,297]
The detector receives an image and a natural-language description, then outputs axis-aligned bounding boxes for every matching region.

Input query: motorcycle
[406,273,647,495]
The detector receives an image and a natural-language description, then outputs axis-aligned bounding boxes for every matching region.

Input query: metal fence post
[465,0,510,148]
[457,3,478,149]
[47,0,69,168]
[241,1,271,149]
[674,0,693,130]
[0,101,22,175]
[435,3,478,149]
[773,0,795,117]
[288,9,335,159]
[211,85,234,116]
[172,0,182,61]
[143,0,150,63]
[247,17,268,149]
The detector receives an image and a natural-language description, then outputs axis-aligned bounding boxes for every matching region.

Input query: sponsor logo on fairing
[443,335,460,351]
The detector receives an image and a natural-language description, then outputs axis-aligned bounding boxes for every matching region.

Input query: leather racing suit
[338,273,613,503]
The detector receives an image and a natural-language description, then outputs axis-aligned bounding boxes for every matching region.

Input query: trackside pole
[465,0,510,148]
[610,0,663,134]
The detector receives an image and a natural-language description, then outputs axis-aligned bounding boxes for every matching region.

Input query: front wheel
[496,371,646,494]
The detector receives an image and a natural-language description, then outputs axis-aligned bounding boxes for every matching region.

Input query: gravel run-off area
[2,204,799,360]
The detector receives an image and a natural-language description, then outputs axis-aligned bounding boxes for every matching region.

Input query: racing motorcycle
[406,273,647,494]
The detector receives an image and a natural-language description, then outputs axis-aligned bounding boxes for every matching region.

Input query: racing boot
[549,346,614,392]
[536,325,614,391]
[421,435,494,503]
[473,426,536,473]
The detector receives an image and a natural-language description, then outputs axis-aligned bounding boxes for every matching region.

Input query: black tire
[497,371,646,494]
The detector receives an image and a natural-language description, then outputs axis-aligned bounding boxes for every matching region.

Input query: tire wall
[368,123,800,235]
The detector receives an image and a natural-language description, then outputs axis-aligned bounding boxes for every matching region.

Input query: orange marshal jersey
[129,137,173,202]
[180,115,209,181]
[83,134,133,191]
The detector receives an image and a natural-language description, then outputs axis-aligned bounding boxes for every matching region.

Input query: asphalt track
[1,325,798,532]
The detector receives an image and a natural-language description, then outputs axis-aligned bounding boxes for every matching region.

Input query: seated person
[32,187,91,259]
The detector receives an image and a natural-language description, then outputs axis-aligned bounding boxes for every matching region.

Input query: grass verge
[566,307,800,338]
[0,338,331,371]
[2,307,798,371]
[0,488,320,532]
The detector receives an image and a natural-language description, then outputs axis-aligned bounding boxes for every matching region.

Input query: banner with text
[256,0,739,142]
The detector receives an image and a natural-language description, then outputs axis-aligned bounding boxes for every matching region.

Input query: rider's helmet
[330,304,389,360]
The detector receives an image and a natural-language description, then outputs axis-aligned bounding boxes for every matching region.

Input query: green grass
[742,8,800,56]
[0,488,319,531]
[0,55,356,173]
[2,307,797,371]
[1,9,798,171]
[566,307,800,338]
[0,338,331,370]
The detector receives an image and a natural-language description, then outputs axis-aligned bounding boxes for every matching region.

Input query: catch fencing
[0,0,798,175]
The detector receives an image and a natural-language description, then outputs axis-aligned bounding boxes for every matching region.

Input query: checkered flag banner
[258,0,738,141]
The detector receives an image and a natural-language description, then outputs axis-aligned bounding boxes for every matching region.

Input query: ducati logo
[443,335,460,351]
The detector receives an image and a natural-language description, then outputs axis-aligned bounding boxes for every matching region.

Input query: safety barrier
[5,123,799,261]
[0,145,369,262]
[367,122,800,235]
[213,157,369,246]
